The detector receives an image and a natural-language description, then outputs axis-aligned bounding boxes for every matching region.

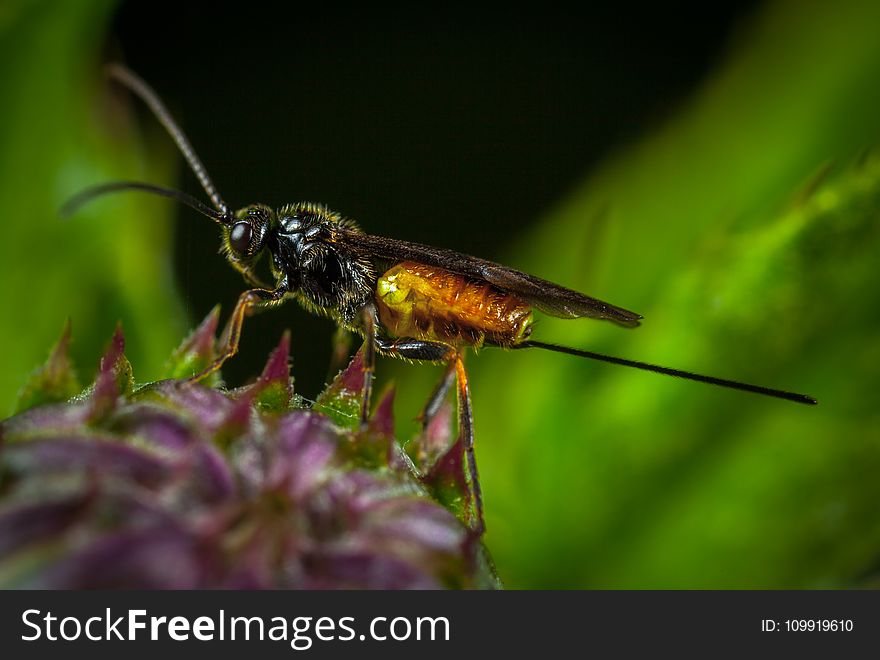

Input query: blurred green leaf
[392,0,880,587]
[0,0,187,416]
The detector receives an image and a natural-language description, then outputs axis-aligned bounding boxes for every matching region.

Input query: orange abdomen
[375,262,533,348]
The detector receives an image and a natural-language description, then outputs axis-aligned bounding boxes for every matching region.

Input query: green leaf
[0,0,187,417]
[391,0,880,588]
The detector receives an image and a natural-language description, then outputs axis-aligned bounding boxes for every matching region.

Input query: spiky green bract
[14,321,81,415]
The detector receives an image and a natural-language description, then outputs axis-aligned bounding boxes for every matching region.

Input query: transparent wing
[340,230,642,326]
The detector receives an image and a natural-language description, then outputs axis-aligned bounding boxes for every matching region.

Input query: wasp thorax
[276,203,340,268]
[270,202,375,324]
[278,202,338,236]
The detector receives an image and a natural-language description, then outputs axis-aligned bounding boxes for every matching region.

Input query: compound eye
[229,222,252,256]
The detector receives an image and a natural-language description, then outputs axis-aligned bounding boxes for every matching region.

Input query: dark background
[111,2,759,396]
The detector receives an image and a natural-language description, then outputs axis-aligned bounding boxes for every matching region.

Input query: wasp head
[221,204,275,270]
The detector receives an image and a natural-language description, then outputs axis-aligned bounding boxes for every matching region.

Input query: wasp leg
[359,310,378,430]
[189,285,287,382]
[359,312,455,429]
[374,335,484,534]
[229,260,273,289]
[419,361,457,431]
[374,336,454,361]
[452,354,484,535]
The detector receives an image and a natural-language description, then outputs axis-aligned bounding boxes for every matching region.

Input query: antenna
[106,64,229,215]
[61,181,228,223]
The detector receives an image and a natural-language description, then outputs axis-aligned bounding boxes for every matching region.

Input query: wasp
[66,66,817,534]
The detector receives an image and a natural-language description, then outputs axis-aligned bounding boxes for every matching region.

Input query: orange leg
[453,353,484,535]
[189,286,287,382]
[373,332,485,533]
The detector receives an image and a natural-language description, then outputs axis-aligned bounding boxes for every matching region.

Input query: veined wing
[339,230,642,327]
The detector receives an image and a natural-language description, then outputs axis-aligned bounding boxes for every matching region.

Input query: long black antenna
[61,181,227,223]
[516,340,817,405]
[106,64,229,215]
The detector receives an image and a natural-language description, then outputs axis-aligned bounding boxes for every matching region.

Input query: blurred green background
[2,0,879,588]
